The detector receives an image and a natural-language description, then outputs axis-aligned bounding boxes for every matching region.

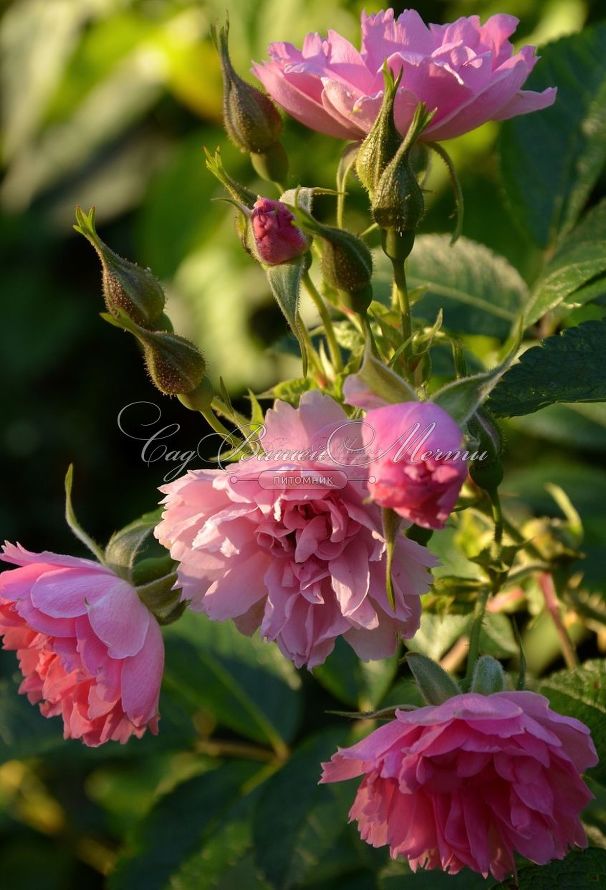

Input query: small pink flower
[251,197,309,265]
[321,691,597,880]
[0,543,164,746]
[253,10,556,143]
[155,391,436,669]
[361,401,467,530]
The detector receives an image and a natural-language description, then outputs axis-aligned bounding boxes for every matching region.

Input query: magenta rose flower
[253,9,556,143]
[360,401,467,530]
[321,691,597,880]
[0,543,164,746]
[251,197,309,265]
[155,391,436,669]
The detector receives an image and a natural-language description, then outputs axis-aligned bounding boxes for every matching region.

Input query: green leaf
[313,638,398,710]
[265,258,310,376]
[347,339,416,407]
[405,653,461,705]
[539,659,606,784]
[109,761,261,890]
[253,729,353,890]
[525,199,606,325]
[64,463,105,563]
[432,329,521,425]
[404,235,528,339]
[499,24,606,248]
[489,320,606,417]
[163,612,302,755]
[493,847,606,889]
[104,509,162,578]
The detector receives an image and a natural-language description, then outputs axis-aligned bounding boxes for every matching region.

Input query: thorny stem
[303,271,343,371]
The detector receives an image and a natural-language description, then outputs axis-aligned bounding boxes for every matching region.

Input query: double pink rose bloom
[322,691,597,879]
[0,543,163,746]
[253,9,556,143]
[156,391,443,668]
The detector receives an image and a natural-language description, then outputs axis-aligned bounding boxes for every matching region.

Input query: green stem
[538,573,579,670]
[303,271,343,371]
[490,489,504,563]
[463,489,505,689]
[201,407,240,448]
[463,586,490,691]
[359,222,379,241]
[299,323,326,379]
[390,257,413,377]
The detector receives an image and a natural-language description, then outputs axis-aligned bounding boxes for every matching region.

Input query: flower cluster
[1,7,596,885]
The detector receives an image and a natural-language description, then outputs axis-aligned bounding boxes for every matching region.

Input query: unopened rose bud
[251,197,309,265]
[356,65,402,196]
[295,210,373,313]
[212,20,287,182]
[372,103,433,235]
[74,207,165,328]
[103,311,206,396]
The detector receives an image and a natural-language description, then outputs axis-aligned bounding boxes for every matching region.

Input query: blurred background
[1,1,606,887]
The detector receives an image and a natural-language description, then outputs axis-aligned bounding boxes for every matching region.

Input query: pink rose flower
[253,9,556,142]
[155,391,436,669]
[251,197,309,265]
[0,543,164,746]
[321,691,598,880]
[361,401,467,530]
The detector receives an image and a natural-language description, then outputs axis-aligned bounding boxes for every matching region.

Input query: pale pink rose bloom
[251,197,309,265]
[155,391,436,669]
[361,401,467,530]
[0,543,164,746]
[253,9,556,142]
[321,691,597,880]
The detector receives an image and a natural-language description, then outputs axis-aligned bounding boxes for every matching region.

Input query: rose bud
[362,401,467,529]
[74,207,165,328]
[251,197,309,265]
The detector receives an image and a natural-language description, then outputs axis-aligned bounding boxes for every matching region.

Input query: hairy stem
[303,271,343,371]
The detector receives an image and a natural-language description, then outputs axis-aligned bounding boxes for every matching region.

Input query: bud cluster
[356,67,434,259]
[75,207,206,398]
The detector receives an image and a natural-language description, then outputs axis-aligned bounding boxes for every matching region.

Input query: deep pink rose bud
[0,543,164,746]
[251,197,309,265]
[321,692,598,881]
[362,401,467,529]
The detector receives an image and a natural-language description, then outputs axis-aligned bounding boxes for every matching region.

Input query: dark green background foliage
[2,1,606,888]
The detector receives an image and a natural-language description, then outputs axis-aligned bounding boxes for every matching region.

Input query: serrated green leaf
[253,729,352,890]
[404,235,527,339]
[539,659,606,784]
[432,329,521,425]
[500,24,606,248]
[489,320,606,417]
[163,612,302,755]
[525,199,606,325]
